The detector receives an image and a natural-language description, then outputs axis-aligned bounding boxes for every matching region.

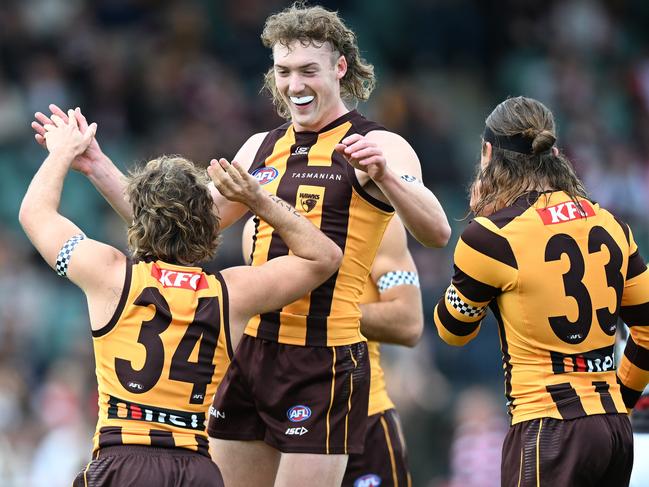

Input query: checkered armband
[55,234,85,277]
[446,285,487,318]
[377,271,420,293]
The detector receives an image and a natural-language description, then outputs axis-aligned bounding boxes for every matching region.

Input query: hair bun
[531,130,556,154]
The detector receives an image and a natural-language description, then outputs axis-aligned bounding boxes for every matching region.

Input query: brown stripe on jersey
[437,299,481,336]
[462,221,518,269]
[545,383,587,419]
[214,272,233,359]
[592,381,618,413]
[620,302,649,327]
[149,429,175,448]
[488,192,539,229]
[491,303,514,416]
[256,128,305,341]
[93,260,133,338]
[623,336,649,370]
[452,264,501,302]
[613,216,630,245]
[617,376,643,409]
[627,250,648,280]
[195,434,209,457]
[98,426,123,448]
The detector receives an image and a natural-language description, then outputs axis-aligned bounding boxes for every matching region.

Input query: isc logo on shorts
[285,426,308,436]
[287,405,311,422]
[252,167,279,185]
[354,474,382,487]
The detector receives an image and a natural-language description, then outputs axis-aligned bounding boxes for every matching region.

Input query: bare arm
[32,105,267,230]
[335,131,451,248]
[32,105,133,221]
[20,112,126,330]
[208,159,343,324]
[359,217,423,347]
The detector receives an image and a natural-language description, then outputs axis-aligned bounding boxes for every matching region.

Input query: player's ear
[480,141,492,169]
[335,54,347,80]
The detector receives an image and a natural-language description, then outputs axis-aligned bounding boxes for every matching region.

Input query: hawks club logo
[251,167,279,185]
[287,405,311,422]
[299,192,320,213]
[354,474,382,487]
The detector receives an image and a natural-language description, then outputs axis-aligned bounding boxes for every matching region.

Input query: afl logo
[354,474,382,487]
[287,405,311,423]
[252,167,279,185]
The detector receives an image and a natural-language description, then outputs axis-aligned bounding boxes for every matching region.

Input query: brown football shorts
[342,408,411,487]
[501,413,632,487]
[72,445,223,486]
[208,335,370,454]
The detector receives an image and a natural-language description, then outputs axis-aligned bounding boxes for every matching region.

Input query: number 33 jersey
[434,191,649,424]
[91,259,233,455]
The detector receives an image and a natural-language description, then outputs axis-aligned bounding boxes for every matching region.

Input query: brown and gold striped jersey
[245,110,394,347]
[434,191,649,424]
[92,260,232,456]
[360,278,395,416]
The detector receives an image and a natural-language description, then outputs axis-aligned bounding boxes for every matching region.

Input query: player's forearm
[85,153,132,222]
[617,333,649,411]
[20,149,73,229]
[250,193,342,267]
[373,170,451,248]
[360,301,423,346]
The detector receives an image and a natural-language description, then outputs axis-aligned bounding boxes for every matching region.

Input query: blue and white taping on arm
[55,233,85,277]
[445,285,487,318]
[377,271,420,293]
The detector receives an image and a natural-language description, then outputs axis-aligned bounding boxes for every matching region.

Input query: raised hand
[43,109,97,159]
[335,133,387,182]
[207,158,264,208]
[32,104,105,176]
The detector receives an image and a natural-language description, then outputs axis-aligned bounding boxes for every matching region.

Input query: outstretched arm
[32,105,132,221]
[335,131,451,248]
[20,112,126,329]
[359,216,423,347]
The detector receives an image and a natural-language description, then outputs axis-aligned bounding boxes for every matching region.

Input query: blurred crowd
[2,0,649,485]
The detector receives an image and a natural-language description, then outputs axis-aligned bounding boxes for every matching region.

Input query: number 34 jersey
[434,191,649,424]
[91,259,233,455]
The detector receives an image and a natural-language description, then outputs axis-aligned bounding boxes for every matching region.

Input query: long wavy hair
[470,96,588,216]
[126,156,221,264]
[261,2,376,119]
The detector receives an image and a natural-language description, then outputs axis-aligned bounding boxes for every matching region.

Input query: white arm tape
[377,271,420,293]
[55,234,85,277]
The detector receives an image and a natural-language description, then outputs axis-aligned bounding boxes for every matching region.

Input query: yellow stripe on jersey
[308,121,351,167]
[435,191,649,424]
[245,111,394,346]
[92,260,230,455]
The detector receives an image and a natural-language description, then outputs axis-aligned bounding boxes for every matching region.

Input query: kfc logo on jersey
[252,167,279,185]
[299,192,321,213]
[354,474,382,487]
[151,265,208,291]
[537,200,595,225]
[287,405,311,422]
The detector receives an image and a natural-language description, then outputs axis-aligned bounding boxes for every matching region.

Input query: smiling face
[272,40,349,132]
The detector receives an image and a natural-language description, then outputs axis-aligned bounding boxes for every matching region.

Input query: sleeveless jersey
[434,191,649,424]
[360,278,396,416]
[245,110,394,347]
[91,260,233,456]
